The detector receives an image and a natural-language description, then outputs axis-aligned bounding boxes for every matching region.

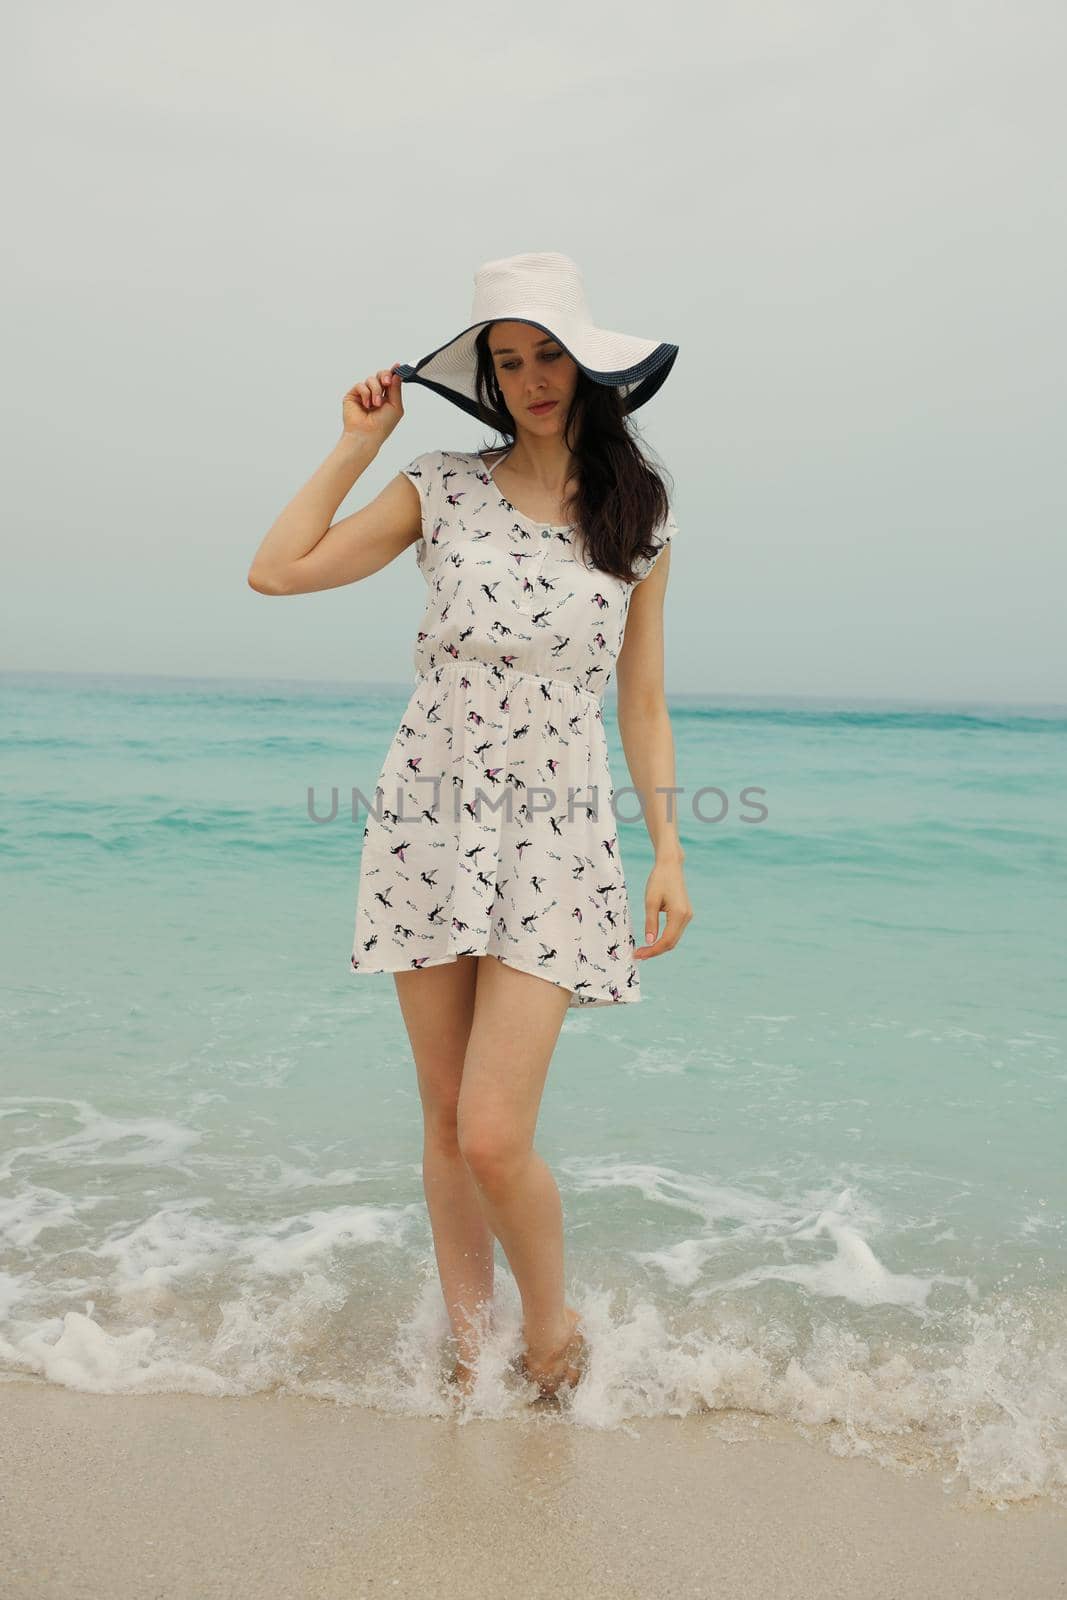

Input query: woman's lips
[529,400,557,414]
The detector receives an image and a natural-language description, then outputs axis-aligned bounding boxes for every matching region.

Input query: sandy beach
[2,1379,1066,1599]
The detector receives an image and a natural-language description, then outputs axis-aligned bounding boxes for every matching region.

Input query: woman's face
[487,320,578,435]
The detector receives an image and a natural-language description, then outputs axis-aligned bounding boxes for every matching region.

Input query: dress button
[541,530,551,540]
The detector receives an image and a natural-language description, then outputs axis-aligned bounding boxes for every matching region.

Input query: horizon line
[1,666,1065,713]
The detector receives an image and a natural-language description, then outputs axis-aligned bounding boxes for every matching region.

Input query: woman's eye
[502,352,563,370]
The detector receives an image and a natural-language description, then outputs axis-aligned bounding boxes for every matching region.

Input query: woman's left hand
[634,859,693,959]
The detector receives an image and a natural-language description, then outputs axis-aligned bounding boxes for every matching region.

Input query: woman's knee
[416,1068,464,1148]
[422,1101,461,1154]
[457,1117,530,1190]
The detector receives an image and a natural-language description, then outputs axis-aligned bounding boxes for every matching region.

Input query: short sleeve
[399,449,442,578]
[631,508,677,583]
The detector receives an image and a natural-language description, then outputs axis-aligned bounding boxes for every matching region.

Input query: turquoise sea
[1,669,1065,1507]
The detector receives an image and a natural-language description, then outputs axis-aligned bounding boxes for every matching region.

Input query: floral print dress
[349,447,675,1007]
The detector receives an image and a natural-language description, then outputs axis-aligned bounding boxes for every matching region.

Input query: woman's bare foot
[519,1305,589,1398]
[446,1356,477,1399]
[446,1310,493,1400]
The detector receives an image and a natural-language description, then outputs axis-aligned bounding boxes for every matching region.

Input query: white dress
[349,447,675,1007]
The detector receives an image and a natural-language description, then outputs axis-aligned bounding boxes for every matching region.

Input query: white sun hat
[392,251,679,422]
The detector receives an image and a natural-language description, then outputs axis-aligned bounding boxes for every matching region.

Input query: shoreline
[3,1379,1067,1598]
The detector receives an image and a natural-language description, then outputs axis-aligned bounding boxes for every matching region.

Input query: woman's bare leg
[392,957,491,1370]
[458,955,577,1365]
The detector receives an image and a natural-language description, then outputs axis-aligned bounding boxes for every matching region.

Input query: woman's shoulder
[399,445,480,477]
[398,449,489,519]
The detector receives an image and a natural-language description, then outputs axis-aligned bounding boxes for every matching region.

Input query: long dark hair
[472,324,673,584]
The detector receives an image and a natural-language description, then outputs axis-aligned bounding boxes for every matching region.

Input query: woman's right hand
[342,364,406,443]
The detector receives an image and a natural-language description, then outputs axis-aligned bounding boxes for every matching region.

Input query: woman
[248,252,693,1404]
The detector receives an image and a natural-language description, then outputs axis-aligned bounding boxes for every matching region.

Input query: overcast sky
[5,0,1065,704]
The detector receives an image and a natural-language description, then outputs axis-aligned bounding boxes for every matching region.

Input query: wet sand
[2,1378,1066,1599]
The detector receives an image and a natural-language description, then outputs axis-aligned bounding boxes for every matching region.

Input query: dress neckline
[476,450,576,534]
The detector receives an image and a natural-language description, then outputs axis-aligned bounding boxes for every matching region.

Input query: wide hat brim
[394,316,678,423]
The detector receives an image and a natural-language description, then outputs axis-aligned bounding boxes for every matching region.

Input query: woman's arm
[247,437,420,595]
[614,549,693,958]
[247,367,418,595]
